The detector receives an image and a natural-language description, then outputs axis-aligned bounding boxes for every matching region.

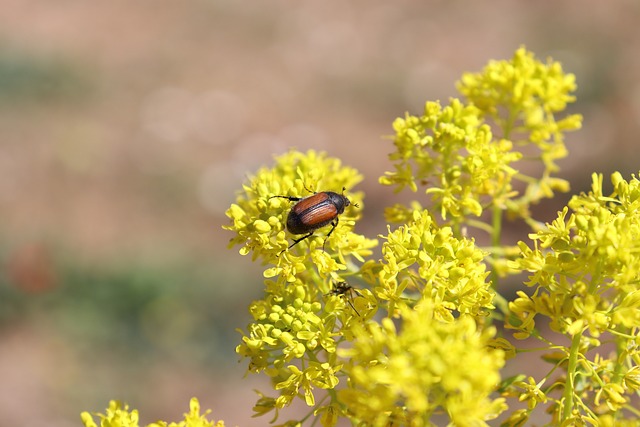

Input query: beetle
[325,281,362,315]
[270,186,357,252]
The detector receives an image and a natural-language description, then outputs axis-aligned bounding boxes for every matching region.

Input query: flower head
[339,303,506,426]
[236,279,328,374]
[509,172,640,338]
[81,398,225,427]
[224,149,377,282]
[228,151,379,419]
[81,401,140,427]
[380,99,520,220]
[382,47,582,229]
[458,46,582,216]
[363,209,495,320]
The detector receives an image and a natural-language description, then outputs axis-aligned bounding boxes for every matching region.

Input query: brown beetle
[270,187,356,252]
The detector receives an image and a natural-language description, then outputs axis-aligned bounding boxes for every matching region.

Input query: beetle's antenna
[341,187,359,208]
[303,181,316,195]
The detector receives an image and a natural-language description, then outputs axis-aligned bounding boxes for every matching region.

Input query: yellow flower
[459,47,582,214]
[81,401,140,427]
[458,45,581,154]
[510,172,640,338]
[339,303,506,426]
[367,209,495,320]
[381,99,519,220]
[82,399,226,427]
[594,383,628,412]
[381,46,583,228]
[224,149,376,279]
[514,376,548,410]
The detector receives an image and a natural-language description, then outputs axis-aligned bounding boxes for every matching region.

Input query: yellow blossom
[338,302,506,426]
[82,399,227,427]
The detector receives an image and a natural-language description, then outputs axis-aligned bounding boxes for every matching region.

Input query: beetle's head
[341,187,358,208]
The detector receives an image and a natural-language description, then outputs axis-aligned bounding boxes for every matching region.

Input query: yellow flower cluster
[235,279,339,391]
[223,49,590,425]
[507,172,640,422]
[81,398,226,427]
[225,150,382,422]
[224,149,376,282]
[382,47,582,235]
[223,146,504,425]
[458,46,582,172]
[339,303,506,426]
[510,172,640,337]
[362,209,495,320]
[86,47,633,426]
[381,98,521,221]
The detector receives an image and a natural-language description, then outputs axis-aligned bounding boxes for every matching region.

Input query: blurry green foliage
[0,47,92,106]
[0,247,247,364]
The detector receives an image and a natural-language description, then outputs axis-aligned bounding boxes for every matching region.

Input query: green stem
[491,292,509,319]
[486,204,511,318]
[466,218,495,234]
[561,332,582,421]
[489,204,502,289]
[612,330,628,383]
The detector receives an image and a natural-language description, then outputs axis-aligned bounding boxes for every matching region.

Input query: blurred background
[1,1,639,426]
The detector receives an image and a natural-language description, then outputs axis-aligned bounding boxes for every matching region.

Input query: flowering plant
[81,398,225,427]
[83,47,640,426]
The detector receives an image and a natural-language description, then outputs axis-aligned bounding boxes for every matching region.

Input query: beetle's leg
[276,232,314,257]
[322,218,339,251]
[289,232,314,249]
[269,195,302,202]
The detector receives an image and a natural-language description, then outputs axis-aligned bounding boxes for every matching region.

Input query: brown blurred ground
[0,1,639,426]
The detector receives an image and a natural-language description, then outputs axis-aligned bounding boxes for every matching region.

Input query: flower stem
[562,332,582,420]
[489,204,502,286]
[488,203,511,317]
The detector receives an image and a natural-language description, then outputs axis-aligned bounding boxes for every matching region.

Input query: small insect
[270,186,357,252]
[325,281,362,315]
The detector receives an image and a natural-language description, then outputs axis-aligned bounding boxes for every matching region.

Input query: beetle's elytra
[270,187,356,252]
